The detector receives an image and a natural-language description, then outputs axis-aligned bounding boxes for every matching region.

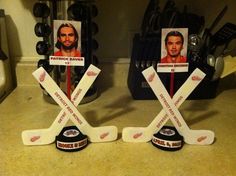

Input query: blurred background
[0,0,235,64]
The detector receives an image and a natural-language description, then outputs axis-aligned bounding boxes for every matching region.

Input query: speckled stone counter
[1,61,236,176]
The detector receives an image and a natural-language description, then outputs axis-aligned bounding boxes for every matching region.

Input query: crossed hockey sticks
[22,65,100,145]
[22,65,118,145]
[142,66,215,145]
[123,67,215,145]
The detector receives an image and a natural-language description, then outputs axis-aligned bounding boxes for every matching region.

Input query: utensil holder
[33,0,99,104]
[127,33,220,100]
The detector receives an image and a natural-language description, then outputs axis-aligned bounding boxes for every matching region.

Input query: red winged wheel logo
[39,71,46,82]
[148,72,155,82]
[87,71,97,76]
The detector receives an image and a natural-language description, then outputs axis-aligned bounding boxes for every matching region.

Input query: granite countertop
[1,61,236,176]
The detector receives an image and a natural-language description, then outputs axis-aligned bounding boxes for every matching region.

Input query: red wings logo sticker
[133,133,143,139]
[197,136,207,142]
[192,75,202,81]
[87,71,97,76]
[100,132,109,139]
[148,72,155,82]
[39,71,46,82]
[30,136,41,142]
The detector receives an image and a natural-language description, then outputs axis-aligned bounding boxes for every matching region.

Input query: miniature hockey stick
[23,65,118,144]
[22,65,100,145]
[122,68,205,143]
[142,66,215,145]
[33,66,118,142]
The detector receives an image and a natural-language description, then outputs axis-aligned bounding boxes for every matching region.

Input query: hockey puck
[151,126,184,151]
[56,126,88,152]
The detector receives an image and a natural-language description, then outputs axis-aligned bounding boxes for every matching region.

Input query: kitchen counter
[1,62,236,176]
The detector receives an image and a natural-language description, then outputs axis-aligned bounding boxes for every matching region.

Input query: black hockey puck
[151,126,184,151]
[56,126,88,152]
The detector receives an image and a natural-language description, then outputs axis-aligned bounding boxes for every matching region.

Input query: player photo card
[157,28,189,73]
[49,20,84,66]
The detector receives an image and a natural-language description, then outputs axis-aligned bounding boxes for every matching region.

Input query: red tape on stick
[67,66,71,100]
[170,71,175,98]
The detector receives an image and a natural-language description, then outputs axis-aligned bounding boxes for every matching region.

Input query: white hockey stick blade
[22,65,100,145]
[142,67,215,145]
[122,68,206,142]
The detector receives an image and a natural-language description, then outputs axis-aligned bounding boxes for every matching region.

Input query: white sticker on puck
[63,129,80,138]
[159,128,176,137]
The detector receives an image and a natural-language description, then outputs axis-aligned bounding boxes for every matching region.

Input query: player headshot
[161,30,187,63]
[54,21,81,57]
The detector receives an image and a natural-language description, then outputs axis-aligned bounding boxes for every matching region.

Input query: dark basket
[127,33,220,100]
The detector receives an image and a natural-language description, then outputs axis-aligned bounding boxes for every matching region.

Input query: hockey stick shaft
[33,66,117,142]
[22,65,100,145]
[122,68,205,142]
[50,65,101,132]
[147,68,205,131]
[142,67,214,144]
[143,67,190,133]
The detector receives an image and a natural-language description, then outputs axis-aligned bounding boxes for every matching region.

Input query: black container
[127,33,220,100]
[34,0,99,104]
